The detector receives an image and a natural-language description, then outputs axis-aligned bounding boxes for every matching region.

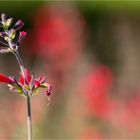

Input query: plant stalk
[13,51,32,140]
[27,95,32,140]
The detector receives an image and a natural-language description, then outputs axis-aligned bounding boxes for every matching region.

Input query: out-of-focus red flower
[27,5,86,91]
[79,65,114,119]
[115,94,140,133]
[30,5,85,61]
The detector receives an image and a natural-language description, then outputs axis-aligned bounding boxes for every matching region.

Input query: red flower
[0,74,13,84]
[17,31,26,45]
[0,69,52,97]
[19,68,31,85]
[19,31,26,38]
[79,65,114,119]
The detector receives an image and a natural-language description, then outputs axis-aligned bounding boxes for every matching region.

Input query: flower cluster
[0,13,52,97]
[0,13,26,53]
[0,69,52,97]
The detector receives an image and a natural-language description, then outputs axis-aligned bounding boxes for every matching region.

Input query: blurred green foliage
[76,1,140,12]
[0,1,43,15]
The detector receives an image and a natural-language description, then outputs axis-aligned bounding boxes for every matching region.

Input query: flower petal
[0,74,13,84]
[34,80,40,88]
[24,69,31,83]
[19,75,24,85]
[19,68,31,85]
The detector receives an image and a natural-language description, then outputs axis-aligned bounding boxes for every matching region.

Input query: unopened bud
[6,18,13,27]
[3,18,13,29]
[0,32,6,38]
[18,31,26,44]
[14,20,24,31]
[1,13,6,22]
[9,29,16,40]
[45,85,52,96]
[46,91,51,96]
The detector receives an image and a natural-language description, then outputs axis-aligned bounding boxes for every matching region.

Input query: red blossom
[79,65,114,119]
[34,80,40,88]
[0,74,13,84]
[18,31,26,45]
[26,5,85,92]
[19,31,26,38]
[0,69,52,97]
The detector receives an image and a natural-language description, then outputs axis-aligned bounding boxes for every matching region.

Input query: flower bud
[1,13,6,22]
[20,31,26,38]
[46,91,51,96]
[18,31,26,44]
[45,85,52,96]
[0,32,6,38]
[9,29,16,40]
[14,20,24,31]
[3,18,13,29]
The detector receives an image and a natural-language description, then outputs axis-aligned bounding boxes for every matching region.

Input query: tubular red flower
[19,31,26,38]
[0,74,13,84]
[18,31,26,45]
[0,68,52,97]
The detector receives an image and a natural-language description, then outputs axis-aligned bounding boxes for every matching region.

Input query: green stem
[27,96,32,140]
[13,51,32,140]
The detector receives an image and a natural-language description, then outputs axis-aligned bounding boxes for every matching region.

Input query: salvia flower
[0,13,26,53]
[0,69,52,97]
